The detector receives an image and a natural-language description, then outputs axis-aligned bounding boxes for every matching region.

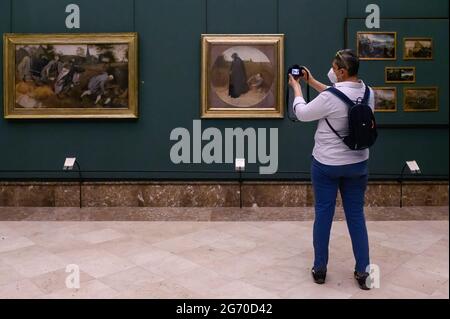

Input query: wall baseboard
[1,181,448,208]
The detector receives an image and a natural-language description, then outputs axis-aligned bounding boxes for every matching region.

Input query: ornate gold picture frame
[356,32,397,60]
[3,33,138,119]
[403,37,433,60]
[403,87,439,112]
[385,66,416,84]
[373,87,397,112]
[201,34,284,118]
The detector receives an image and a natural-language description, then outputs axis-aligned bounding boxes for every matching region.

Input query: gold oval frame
[201,34,284,119]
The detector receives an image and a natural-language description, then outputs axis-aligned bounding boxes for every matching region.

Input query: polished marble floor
[0,218,448,299]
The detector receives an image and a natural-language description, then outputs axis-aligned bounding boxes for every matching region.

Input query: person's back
[311,81,375,165]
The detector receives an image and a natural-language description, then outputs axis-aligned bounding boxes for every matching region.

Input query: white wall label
[64,157,76,169]
[235,158,245,171]
[406,160,421,173]
[65,4,80,29]
[365,4,380,29]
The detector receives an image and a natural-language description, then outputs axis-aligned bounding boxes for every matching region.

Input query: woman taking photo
[288,49,375,290]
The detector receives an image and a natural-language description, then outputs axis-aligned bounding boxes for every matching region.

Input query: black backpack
[325,85,378,150]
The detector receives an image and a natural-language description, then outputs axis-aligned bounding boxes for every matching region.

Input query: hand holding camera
[288,65,311,80]
[288,73,301,92]
[286,65,310,121]
[288,65,314,91]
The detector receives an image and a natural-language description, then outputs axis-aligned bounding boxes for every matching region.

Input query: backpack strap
[324,86,355,140]
[325,118,344,139]
[326,86,355,107]
[362,85,370,104]
[324,85,372,142]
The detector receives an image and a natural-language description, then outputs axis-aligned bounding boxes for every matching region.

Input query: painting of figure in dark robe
[228,53,249,98]
[3,33,138,119]
[202,35,284,118]
[209,45,275,108]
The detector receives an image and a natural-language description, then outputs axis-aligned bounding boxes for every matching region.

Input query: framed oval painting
[201,34,284,119]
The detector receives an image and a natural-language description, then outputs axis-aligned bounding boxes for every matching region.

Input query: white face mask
[327,68,338,84]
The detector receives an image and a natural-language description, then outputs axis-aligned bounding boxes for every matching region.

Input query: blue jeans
[311,157,370,273]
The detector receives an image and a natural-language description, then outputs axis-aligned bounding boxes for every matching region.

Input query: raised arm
[300,67,328,93]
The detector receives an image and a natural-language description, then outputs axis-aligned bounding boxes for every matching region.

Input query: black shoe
[311,268,327,284]
[354,271,371,290]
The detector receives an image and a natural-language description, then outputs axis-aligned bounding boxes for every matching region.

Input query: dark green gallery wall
[0,0,448,180]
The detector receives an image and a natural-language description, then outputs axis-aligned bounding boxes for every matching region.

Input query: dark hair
[334,49,359,76]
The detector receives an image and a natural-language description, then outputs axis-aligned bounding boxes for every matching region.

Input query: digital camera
[288,64,306,80]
